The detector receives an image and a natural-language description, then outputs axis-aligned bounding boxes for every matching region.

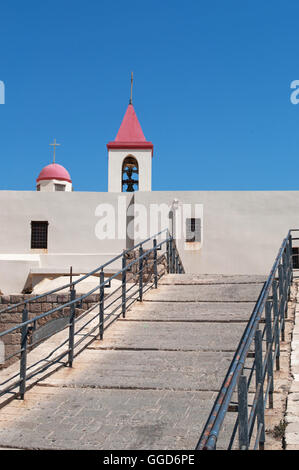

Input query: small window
[186,218,201,243]
[36,184,40,191]
[54,184,65,191]
[31,221,48,249]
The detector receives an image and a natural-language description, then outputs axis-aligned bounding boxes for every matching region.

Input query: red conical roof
[115,104,146,142]
[107,104,153,155]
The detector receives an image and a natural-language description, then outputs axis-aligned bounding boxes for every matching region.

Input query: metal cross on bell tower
[129,72,133,105]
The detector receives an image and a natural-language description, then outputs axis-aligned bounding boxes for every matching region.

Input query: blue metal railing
[0,229,184,403]
[196,230,295,450]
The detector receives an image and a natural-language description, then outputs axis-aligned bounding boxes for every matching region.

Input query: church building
[0,83,299,294]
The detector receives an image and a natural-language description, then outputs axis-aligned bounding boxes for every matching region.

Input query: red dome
[36,163,72,183]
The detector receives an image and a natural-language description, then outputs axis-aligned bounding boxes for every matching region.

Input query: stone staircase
[0,274,266,450]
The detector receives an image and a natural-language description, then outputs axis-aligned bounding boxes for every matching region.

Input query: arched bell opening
[122,156,139,192]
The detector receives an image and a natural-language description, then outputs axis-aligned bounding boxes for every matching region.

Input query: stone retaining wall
[125,250,167,283]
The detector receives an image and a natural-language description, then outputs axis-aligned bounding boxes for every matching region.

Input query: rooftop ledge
[30,266,119,275]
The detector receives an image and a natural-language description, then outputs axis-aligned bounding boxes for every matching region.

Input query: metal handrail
[0,230,184,403]
[196,230,294,450]
[0,228,169,315]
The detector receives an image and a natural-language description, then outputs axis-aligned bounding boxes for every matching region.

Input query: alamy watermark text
[0,81,5,104]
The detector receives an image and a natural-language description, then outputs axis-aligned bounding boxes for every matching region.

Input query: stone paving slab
[0,386,235,450]
[89,321,246,352]
[144,283,263,302]
[125,301,255,322]
[41,349,234,391]
[160,274,267,285]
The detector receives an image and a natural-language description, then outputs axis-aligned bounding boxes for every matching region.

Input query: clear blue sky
[1,0,299,191]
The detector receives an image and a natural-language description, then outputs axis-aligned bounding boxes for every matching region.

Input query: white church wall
[134,191,299,275]
[0,191,132,293]
[2,189,299,292]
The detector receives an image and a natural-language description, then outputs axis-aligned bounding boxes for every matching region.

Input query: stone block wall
[125,249,168,283]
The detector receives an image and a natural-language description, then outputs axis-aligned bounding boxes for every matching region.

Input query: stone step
[144,283,263,302]
[160,274,267,285]
[89,320,246,352]
[125,301,255,322]
[41,349,236,391]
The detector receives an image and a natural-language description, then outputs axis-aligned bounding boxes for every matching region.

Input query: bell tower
[107,75,154,192]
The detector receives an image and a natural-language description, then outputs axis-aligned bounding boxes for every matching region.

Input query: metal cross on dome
[49,138,60,164]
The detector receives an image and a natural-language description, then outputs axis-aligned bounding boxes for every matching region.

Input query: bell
[122,177,138,192]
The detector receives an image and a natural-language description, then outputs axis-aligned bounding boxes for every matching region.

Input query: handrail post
[166,240,170,273]
[19,306,28,399]
[169,238,173,274]
[68,286,76,367]
[139,245,143,301]
[288,234,293,285]
[278,264,285,341]
[153,239,158,288]
[255,330,265,450]
[172,241,176,273]
[282,252,288,319]
[99,269,104,338]
[238,375,249,450]
[286,237,292,286]
[265,300,274,409]
[178,258,182,274]
[122,253,126,318]
[273,279,280,371]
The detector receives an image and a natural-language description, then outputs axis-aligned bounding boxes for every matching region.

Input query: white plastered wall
[2,189,299,292]
[37,179,72,192]
[0,191,133,293]
[134,191,299,276]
